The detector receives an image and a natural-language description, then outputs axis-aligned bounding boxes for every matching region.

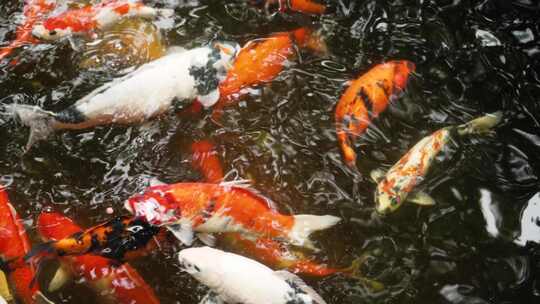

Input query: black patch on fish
[98,216,161,261]
[285,279,310,304]
[357,88,374,120]
[189,48,220,96]
[55,106,87,124]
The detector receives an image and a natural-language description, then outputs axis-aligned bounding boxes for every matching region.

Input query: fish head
[374,184,405,215]
[391,60,416,91]
[32,24,71,41]
[124,189,180,226]
[178,247,222,287]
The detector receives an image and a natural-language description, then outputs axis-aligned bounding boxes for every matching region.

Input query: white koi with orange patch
[373,112,503,214]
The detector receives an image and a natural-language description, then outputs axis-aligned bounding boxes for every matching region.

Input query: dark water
[1,0,540,303]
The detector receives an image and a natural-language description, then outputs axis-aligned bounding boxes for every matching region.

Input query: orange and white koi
[212,27,327,120]
[124,182,341,249]
[0,187,52,304]
[0,0,56,61]
[372,112,503,214]
[335,61,415,167]
[188,139,342,276]
[37,211,160,304]
[26,215,166,263]
[32,0,173,41]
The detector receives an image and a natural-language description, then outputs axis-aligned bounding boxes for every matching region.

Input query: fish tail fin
[340,255,385,292]
[289,215,340,249]
[3,104,56,150]
[24,241,57,266]
[457,111,503,136]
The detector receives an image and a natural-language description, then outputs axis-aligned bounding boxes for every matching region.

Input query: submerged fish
[335,61,415,167]
[37,211,160,304]
[0,0,57,61]
[124,182,341,249]
[26,216,166,263]
[32,0,173,41]
[372,112,503,214]
[191,140,224,184]
[6,42,239,150]
[178,246,327,304]
[0,187,52,304]
[212,27,327,119]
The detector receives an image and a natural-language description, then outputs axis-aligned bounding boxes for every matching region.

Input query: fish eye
[49,30,57,36]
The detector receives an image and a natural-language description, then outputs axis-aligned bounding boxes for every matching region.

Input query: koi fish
[26,215,166,263]
[335,61,416,167]
[124,182,341,249]
[178,247,327,304]
[212,27,327,119]
[261,0,326,14]
[5,42,239,150]
[0,187,53,304]
[32,0,173,41]
[191,140,224,184]
[0,0,56,61]
[371,112,503,214]
[37,211,160,304]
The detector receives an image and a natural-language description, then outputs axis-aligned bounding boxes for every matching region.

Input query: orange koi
[191,140,224,183]
[37,211,160,304]
[0,187,51,304]
[26,216,166,264]
[335,61,415,167]
[0,0,56,62]
[212,27,327,120]
[32,0,172,41]
[125,182,340,249]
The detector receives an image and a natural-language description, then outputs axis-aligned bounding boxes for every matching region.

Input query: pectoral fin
[167,222,194,246]
[407,191,436,206]
[48,264,73,292]
[0,270,12,302]
[197,233,216,247]
[370,169,386,183]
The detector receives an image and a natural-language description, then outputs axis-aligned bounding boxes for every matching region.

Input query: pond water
[1,0,540,303]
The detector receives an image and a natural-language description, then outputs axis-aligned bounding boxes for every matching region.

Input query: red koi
[211,27,327,120]
[0,0,56,61]
[0,187,50,304]
[37,211,160,304]
[191,140,224,184]
[335,61,415,167]
[262,0,326,14]
[125,182,340,249]
[32,0,172,41]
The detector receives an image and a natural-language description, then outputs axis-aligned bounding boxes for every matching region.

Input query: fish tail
[289,215,341,249]
[340,255,385,291]
[24,241,57,266]
[457,111,503,136]
[3,104,57,151]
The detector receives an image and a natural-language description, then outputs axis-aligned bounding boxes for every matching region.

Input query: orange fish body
[0,187,46,304]
[125,182,340,248]
[191,140,224,184]
[27,216,165,263]
[289,0,326,14]
[37,212,160,304]
[212,27,326,119]
[0,0,56,61]
[335,61,415,167]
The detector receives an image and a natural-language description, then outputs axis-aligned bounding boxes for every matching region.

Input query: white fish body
[178,247,326,304]
[6,43,239,149]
